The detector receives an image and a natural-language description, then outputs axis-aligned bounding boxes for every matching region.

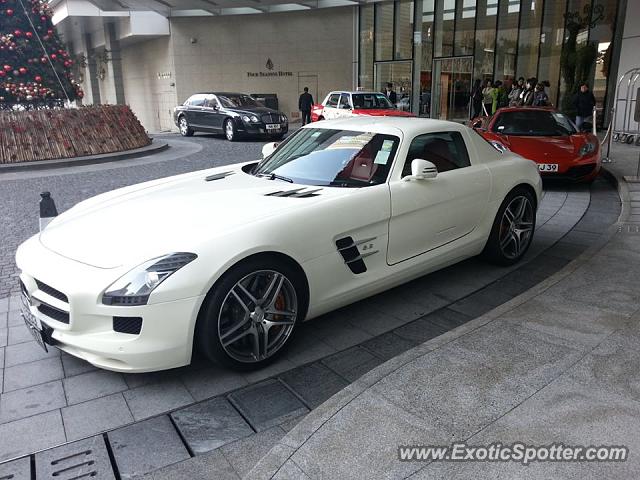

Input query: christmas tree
[0,0,83,109]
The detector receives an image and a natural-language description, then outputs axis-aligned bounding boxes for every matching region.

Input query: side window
[326,94,340,107]
[338,93,351,109]
[190,95,205,107]
[402,131,471,177]
[204,96,219,108]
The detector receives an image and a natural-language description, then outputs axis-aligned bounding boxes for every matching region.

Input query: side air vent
[113,316,143,335]
[205,171,235,182]
[335,236,379,274]
[265,187,322,198]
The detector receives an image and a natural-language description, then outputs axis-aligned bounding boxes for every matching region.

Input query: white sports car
[16,117,542,372]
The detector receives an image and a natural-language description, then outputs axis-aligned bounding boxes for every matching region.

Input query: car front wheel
[179,116,194,137]
[224,119,237,141]
[483,188,536,265]
[196,259,303,370]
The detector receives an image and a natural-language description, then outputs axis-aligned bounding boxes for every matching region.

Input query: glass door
[431,56,473,122]
[374,61,413,112]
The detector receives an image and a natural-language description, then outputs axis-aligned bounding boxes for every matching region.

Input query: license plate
[21,296,48,352]
[265,124,280,131]
[538,163,559,172]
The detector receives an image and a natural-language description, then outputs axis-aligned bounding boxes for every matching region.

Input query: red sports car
[312,91,415,122]
[471,107,600,182]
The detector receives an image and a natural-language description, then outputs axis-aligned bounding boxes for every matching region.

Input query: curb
[0,141,170,173]
[247,169,629,480]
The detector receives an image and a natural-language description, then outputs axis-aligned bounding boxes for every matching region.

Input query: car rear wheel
[196,259,303,370]
[224,119,237,141]
[483,188,536,266]
[179,116,194,137]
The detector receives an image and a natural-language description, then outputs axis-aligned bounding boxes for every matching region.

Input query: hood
[352,109,415,117]
[496,135,585,162]
[231,106,282,115]
[39,165,341,269]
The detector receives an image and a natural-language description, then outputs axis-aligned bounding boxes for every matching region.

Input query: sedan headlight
[281,114,288,123]
[579,142,596,156]
[242,115,260,123]
[102,253,197,306]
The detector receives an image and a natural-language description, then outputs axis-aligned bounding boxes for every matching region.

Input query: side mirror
[262,141,279,159]
[470,119,483,129]
[403,159,438,181]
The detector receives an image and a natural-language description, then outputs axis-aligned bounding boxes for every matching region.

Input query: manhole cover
[35,436,115,480]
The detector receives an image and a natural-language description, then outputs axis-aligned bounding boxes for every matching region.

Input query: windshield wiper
[255,172,294,183]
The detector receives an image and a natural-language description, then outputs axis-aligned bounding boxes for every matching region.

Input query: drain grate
[617,223,640,234]
[35,436,115,480]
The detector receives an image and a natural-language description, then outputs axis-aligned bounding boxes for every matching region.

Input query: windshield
[253,128,400,187]
[352,93,394,110]
[492,111,577,136]
[218,94,262,109]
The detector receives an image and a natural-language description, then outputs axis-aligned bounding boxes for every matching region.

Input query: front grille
[261,113,281,124]
[37,304,70,324]
[19,278,29,299]
[113,316,143,335]
[35,279,68,303]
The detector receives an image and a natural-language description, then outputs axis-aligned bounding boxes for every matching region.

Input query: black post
[39,192,58,231]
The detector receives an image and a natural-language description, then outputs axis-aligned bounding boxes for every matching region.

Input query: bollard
[39,192,58,231]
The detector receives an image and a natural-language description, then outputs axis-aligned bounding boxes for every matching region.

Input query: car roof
[494,106,558,114]
[328,91,384,95]
[191,92,250,96]
[303,116,468,136]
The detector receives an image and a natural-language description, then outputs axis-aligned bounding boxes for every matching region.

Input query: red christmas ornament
[41,16,47,22]
[3,65,11,71]
[6,8,14,16]
[19,67,27,75]
[14,30,22,37]
[35,75,41,82]
[25,31,33,39]
[50,53,57,60]
[48,29,54,35]
[0,71,5,78]
[41,57,47,63]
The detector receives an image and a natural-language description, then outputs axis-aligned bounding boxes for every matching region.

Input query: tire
[195,258,305,370]
[482,187,536,266]
[224,118,237,141]
[627,135,635,144]
[178,116,194,137]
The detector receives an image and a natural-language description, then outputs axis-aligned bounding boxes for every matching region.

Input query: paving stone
[220,425,287,478]
[321,346,384,382]
[61,393,134,442]
[35,435,115,480]
[0,327,6,347]
[0,456,31,480]
[424,307,473,331]
[3,357,64,392]
[279,362,349,409]
[139,450,239,480]
[303,313,373,351]
[7,324,33,345]
[63,370,128,405]
[109,415,190,479]
[228,379,308,432]
[180,364,249,402]
[283,327,337,366]
[0,380,66,423]
[171,396,253,454]
[273,459,311,479]
[60,352,97,377]
[123,380,194,421]
[7,310,22,327]
[4,340,59,367]
[393,317,448,343]
[360,331,419,361]
[0,410,66,462]
[0,297,8,314]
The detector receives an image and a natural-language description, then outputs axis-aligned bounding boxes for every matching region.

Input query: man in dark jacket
[299,87,314,125]
[574,83,596,131]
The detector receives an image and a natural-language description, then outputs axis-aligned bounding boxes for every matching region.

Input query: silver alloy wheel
[179,117,188,135]
[499,195,535,260]
[218,270,297,363]
[225,120,234,141]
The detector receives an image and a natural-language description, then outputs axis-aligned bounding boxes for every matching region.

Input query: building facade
[52,0,632,132]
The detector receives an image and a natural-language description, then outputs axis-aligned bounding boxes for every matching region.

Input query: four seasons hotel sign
[247,58,293,78]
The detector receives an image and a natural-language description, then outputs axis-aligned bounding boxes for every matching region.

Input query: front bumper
[237,121,288,137]
[16,236,204,373]
[540,162,600,182]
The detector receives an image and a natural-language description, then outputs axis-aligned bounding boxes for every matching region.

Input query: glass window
[558,0,591,110]
[420,0,435,116]
[474,0,498,83]
[516,0,544,80]
[434,0,455,57]
[454,0,476,56]
[326,94,340,107]
[492,110,577,136]
[494,0,519,83]
[187,94,205,107]
[217,94,261,108]
[538,0,567,106]
[402,131,471,176]
[394,0,413,60]
[254,128,400,187]
[375,2,394,61]
[338,93,352,109]
[359,5,374,90]
[352,93,394,109]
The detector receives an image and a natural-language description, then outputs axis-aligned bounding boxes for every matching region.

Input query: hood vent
[265,187,322,198]
[205,171,235,182]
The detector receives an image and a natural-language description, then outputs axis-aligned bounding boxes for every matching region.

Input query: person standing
[573,83,596,131]
[532,83,549,106]
[521,77,537,106]
[298,87,314,125]
[470,79,483,119]
[509,77,525,106]
[490,80,508,115]
[384,83,397,105]
[482,79,493,116]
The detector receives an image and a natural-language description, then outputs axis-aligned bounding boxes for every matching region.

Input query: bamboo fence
[0,105,151,163]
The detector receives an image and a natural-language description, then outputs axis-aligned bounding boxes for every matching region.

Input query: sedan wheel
[224,119,237,141]
[196,260,304,370]
[483,188,536,265]
[179,116,194,137]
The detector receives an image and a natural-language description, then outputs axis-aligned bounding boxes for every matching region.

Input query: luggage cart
[611,68,640,145]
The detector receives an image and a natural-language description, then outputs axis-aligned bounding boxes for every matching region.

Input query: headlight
[242,115,251,123]
[242,115,259,123]
[102,252,197,306]
[489,141,509,154]
[579,142,596,156]
[281,115,287,123]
